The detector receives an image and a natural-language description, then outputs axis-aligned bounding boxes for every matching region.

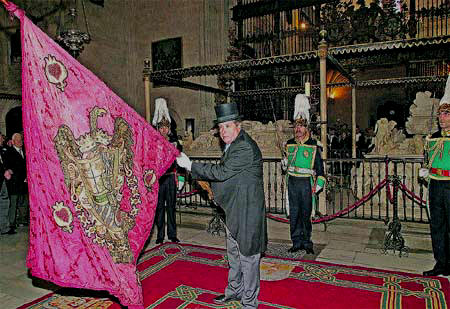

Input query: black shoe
[1,229,17,235]
[213,295,240,305]
[288,246,301,253]
[304,247,315,255]
[155,239,163,244]
[169,237,180,243]
[423,268,449,276]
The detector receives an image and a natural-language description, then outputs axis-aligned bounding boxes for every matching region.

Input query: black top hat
[215,103,241,124]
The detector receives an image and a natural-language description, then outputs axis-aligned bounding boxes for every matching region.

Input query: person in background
[282,94,325,255]
[176,102,267,309]
[421,75,450,277]
[0,133,13,235]
[6,132,28,228]
[152,98,184,244]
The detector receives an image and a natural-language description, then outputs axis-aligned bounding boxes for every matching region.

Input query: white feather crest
[152,97,171,126]
[440,75,450,105]
[293,93,310,122]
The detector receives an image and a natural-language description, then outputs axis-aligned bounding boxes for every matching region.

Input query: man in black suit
[6,132,28,228]
[177,103,267,309]
[0,134,13,235]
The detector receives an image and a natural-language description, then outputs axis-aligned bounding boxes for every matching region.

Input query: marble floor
[0,210,441,308]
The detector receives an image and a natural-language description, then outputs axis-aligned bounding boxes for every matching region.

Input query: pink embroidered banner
[2,2,179,308]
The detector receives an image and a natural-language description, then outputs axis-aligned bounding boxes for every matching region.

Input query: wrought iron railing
[177,155,429,224]
[231,0,449,57]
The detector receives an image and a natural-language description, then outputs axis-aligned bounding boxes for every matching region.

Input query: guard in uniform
[422,76,450,276]
[284,94,325,254]
[152,98,184,244]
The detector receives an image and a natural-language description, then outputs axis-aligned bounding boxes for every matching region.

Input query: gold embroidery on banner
[53,107,141,263]
[303,150,309,158]
[44,54,68,91]
[52,201,73,233]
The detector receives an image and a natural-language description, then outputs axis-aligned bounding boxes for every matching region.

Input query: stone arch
[0,98,21,137]
[374,94,406,129]
[5,105,22,139]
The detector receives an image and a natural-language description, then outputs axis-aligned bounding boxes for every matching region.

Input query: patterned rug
[19,243,450,309]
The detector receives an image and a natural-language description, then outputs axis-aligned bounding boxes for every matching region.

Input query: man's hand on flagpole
[176,152,192,171]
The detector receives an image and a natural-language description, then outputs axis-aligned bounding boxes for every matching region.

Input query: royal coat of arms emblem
[53,107,144,263]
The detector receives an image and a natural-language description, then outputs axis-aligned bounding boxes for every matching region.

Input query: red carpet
[19,243,450,308]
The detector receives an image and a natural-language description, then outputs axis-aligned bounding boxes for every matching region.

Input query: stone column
[318,30,328,215]
[143,58,151,123]
[352,86,356,158]
[318,30,328,159]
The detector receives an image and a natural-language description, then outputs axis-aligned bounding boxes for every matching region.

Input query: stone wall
[0,0,230,136]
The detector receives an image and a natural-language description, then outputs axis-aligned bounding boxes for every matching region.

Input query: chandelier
[56,0,91,58]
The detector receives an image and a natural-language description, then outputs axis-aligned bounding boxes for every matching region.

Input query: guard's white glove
[281,158,288,171]
[176,152,192,171]
[313,184,323,194]
[177,179,185,191]
[419,168,429,179]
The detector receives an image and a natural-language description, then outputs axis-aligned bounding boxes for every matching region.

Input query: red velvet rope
[399,183,427,206]
[176,190,199,198]
[266,179,388,224]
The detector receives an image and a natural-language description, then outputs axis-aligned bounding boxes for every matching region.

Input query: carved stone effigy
[183,120,293,158]
[352,91,436,220]
[405,91,439,136]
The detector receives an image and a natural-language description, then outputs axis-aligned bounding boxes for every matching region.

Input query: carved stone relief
[405,91,439,136]
[183,119,294,158]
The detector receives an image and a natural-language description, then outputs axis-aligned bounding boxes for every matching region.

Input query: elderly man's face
[219,121,240,145]
[438,110,450,131]
[13,134,23,148]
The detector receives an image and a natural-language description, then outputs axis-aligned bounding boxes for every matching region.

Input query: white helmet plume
[152,97,171,126]
[440,75,450,106]
[293,93,310,123]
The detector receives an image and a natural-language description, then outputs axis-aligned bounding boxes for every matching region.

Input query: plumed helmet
[438,75,450,114]
[293,93,310,127]
[152,97,171,128]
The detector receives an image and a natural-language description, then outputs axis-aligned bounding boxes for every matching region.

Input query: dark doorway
[5,106,23,139]
[376,101,406,129]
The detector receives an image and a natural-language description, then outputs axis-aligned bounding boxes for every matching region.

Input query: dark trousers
[288,176,313,249]
[155,174,177,241]
[429,179,450,268]
[9,193,29,226]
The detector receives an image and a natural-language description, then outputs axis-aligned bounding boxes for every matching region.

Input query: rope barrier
[176,190,200,198]
[266,179,388,224]
[177,174,426,225]
[399,183,427,206]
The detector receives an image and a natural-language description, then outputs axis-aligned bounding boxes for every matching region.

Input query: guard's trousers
[428,179,450,268]
[288,175,313,249]
[155,174,177,241]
